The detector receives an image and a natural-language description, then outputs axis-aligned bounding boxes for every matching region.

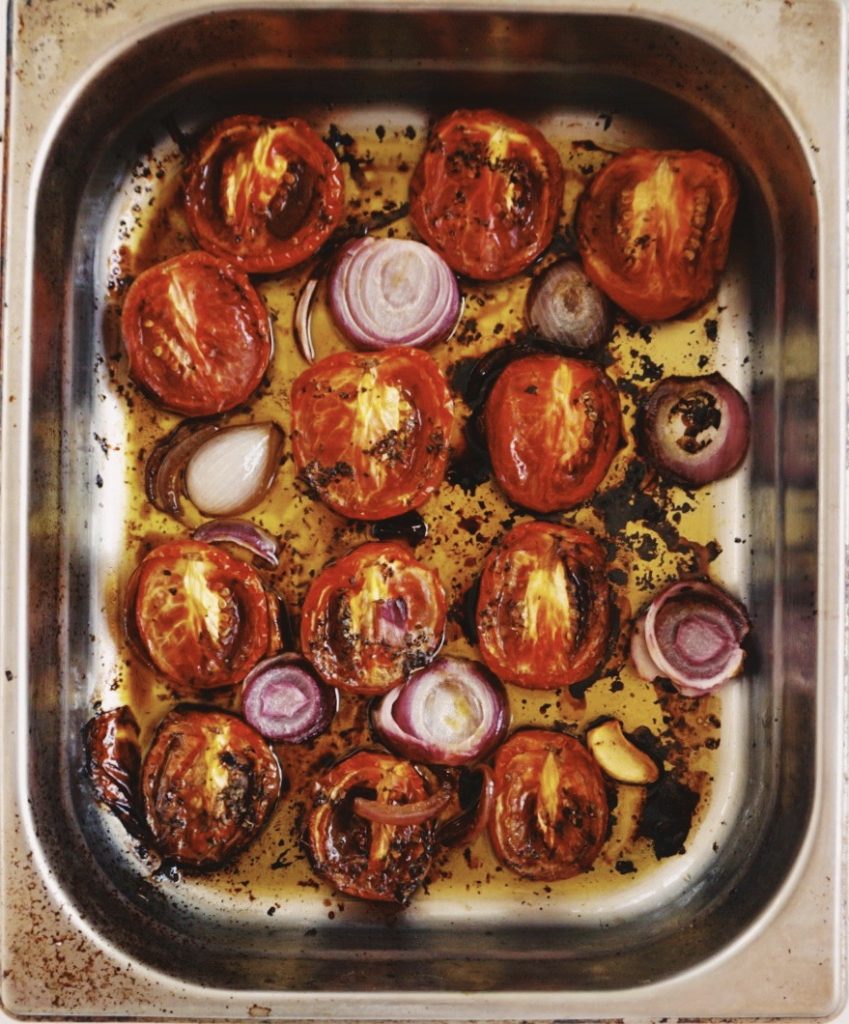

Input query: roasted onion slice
[328,235,461,350]
[193,518,280,568]
[630,579,750,696]
[638,373,750,487]
[371,656,508,766]
[242,653,337,743]
[526,259,612,351]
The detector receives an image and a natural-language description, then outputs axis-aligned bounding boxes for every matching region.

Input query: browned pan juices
[95,108,740,918]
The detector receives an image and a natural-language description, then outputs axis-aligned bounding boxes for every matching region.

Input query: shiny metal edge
[0,0,846,1019]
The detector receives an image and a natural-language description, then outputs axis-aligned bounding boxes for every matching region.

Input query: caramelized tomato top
[131,539,270,692]
[121,251,272,417]
[484,353,621,512]
[476,520,611,690]
[300,540,446,695]
[290,348,454,521]
[142,705,281,870]
[409,108,564,281]
[304,749,437,904]
[184,115,345,273]
[577,148,739,322]
[489,729,609,882]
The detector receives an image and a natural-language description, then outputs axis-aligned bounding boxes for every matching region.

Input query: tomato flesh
[300,540,446,695]
[476,520,611,690]
[577,148,739,322]
[410,108,563,281]
[184,115,345,273]
[291,348,454,521]
[485,353,621,512]
[121,251,272,417]
[304,749,437,903]
[142,705,281,870]
[131,539,270,692]
[489,729,609,881]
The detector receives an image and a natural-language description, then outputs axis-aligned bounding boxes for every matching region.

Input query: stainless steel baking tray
[1,0,846,1019]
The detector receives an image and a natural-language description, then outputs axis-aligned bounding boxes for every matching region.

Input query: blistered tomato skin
[300,541,446,696]
[577,147,739,323]
[409,108,564,281]
[290,348,454,521]
[476,520,611,690]
[121,251,272,417]
[484,353,621,512]
[130,539,270,692]
[183,115,345,273]
[141,705,282,871]
[304,749,437,904]
[489,729,609,881]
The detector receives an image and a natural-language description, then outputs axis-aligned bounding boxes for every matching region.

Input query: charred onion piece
[193,518,280,568]
[141,705,282,871]
[353,785,452,826]
[631,579,750,696]
[437,763,495,847]
[242,653,337,743]
[371,656,509,766]
[638,373,750,486]
[526,259,612,351]
[83,705,145,837]
[328,236,461,351]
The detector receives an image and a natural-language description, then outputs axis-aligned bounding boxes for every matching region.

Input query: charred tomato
[304,749,440,903]
[577,148,739,322]
[121,251,272,417]
[476,520,611,690]
[409,109,563,281]
[484,353,621,512]
[300,541,446,696]
[291,348,454,521]
[183,115,345,273]
[129,539,270,692]
[489,729,609,881]
[141,705,281,870]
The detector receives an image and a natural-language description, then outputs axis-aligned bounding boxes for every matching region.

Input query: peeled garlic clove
[587,719,660,786]
[185,422,284,517]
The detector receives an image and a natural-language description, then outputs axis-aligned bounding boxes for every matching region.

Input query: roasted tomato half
[129,539,270,692]
[409,108,564,281]
[476,520,611,690]
[300,541,446,696]
[291,348,454,521]
[141,705,281,870]
[183,115,345,273]
[304,749,439,903]
[577,148,739,323]
[489,729,609,881]
[484,353,621,512]
[121,251,272,417]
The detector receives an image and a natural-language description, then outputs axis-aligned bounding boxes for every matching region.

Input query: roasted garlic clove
[587,718,660,785]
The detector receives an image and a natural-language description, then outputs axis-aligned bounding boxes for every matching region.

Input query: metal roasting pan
[1,0,846,1018]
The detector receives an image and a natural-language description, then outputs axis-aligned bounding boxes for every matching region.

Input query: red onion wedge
[241,653,338,743]
[185,422,284,517]
[146,420,219,517]
[192,518,280,568]
[526,259,612,351]
[630,580,750,696]
[372,656,509,766]
[328,236,461,350]
[638,373,750,487]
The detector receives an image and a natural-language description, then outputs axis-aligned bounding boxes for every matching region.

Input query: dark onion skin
[638,373,750,487]
[303,749,439,904]
[141,705,282,871]
[83,706,145,839]
[489,729,609,881]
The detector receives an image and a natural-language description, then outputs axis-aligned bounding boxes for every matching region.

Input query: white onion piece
[185,422,284,517]
[526,259,611,351]
[328,236,461,350]
[634,580,749,696]
[372,656,508,766]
